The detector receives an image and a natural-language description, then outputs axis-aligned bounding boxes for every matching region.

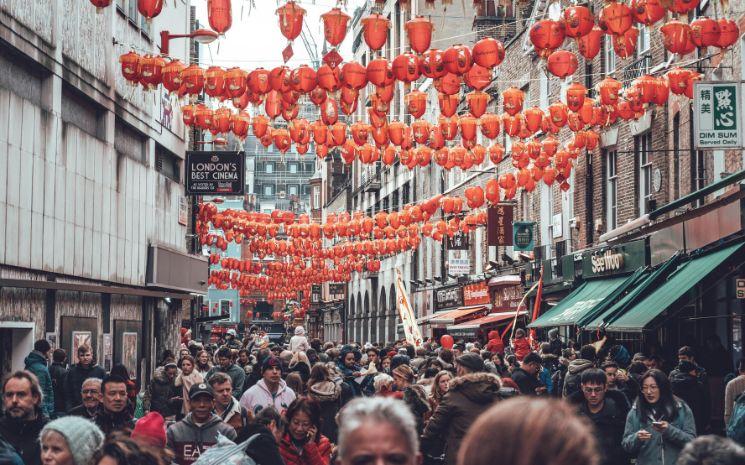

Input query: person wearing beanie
[131,411,167,449]
[337,345,375,397]
[239,356,296,415]
[423,349,504,465]
[289,326,310,353]
[40,416,104,465]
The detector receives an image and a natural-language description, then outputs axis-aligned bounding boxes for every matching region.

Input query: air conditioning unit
[278,191,286,199]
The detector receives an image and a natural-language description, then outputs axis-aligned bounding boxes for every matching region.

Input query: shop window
[636,132,653,215]
[605,150,618,230]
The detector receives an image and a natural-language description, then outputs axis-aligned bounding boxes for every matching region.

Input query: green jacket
[622,399,696,465]
[24,351,54,418]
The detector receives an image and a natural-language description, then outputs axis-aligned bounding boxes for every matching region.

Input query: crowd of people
[1,326,745,465]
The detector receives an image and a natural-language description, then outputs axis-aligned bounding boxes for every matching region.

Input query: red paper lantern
[466,91,489,118]
[464,64,491,91]
[248,68,271,95]
[276,1,306,41]
[565,83,587,113]
[660,21,695,55]
[208,0,232,34]
[438,93,459,118]
[523,107,544,133]
[405,16,434,54]
[600,2,632,35]
[563,6,594,38]
[181,64,205,95]
[443,44,473,75]
[502,87,524,116]
[89,0,112,10]
[480,113,500,139]
[340,61,367,90]
[161,59,185,93]
[204,66,226,98]
[529,19,566,54]
[361,14,390,51]
[613,27,639,59]
[435,73,461,96]
[392,53,421,83]
[317,64,341,92]
[577,26,603,59]
[420,49,447,78]
[546,50,578,78]
[717,19,740,49]
[139,55,165,89]
[598,77,623,105]
[119,51,141,83]
[405,91,427,119]
[321,8,351,47]
[472,37,505,68]
[138,0,164,20]
[630,0,665,26]
[224,67,247,98]
[668,0,700,14]
[290,65,317,94]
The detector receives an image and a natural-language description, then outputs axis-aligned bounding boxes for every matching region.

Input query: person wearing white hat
[289,326,310,353]
[40,416,104,465]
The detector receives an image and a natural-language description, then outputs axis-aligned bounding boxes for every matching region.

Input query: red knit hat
[132,412,167,448]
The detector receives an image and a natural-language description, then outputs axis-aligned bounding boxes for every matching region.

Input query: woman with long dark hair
[622,369,696,465]
[279,397,332,465]
[306,364,342,443]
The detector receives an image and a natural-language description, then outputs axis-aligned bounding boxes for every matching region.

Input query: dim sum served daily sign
[186,151,245,195]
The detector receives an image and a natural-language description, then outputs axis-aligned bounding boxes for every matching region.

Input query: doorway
[0,322,36,377]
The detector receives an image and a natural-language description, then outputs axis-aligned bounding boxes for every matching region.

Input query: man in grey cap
[167,383,237,465]
[422,352,504,465]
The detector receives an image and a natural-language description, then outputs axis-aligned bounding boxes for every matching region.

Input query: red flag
[528,266,543,348]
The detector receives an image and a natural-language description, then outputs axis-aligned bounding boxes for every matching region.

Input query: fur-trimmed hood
[308,380,341,402]
[448,372,503,404]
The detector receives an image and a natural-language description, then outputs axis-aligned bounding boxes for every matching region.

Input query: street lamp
[159,28,219,56]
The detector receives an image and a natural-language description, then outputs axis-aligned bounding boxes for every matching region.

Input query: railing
[623,54,651,84]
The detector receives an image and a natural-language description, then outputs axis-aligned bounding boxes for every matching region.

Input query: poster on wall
[122,332,138,379]
[45,333,58,350]
[102,334,113,372]
[71,331,92,364]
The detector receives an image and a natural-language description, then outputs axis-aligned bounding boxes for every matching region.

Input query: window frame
[603,35,616,76]
[636,133,653,215]
[605,150,618,231]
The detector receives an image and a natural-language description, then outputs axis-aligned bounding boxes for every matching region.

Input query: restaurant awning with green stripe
[604,242,744,332]
[528,276,630,328]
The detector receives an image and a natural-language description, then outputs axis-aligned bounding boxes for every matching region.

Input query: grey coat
[621,399,696,465]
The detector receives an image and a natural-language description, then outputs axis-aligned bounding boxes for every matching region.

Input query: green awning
[576,267,648,328]
[605,242,744,332]
[528,276,630,328]
[583,254,682,330]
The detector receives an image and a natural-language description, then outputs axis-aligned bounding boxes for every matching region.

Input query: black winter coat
[145,367,182,417]
[94,405,135,437]
[236,422,285,465]
[568,389,630,465]
[669,370,710,434]
[64,363,106,411]
[49,362,68,414]
[0,413,48,465]
[510,367,542,396]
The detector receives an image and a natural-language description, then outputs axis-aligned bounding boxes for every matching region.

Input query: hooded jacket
[279,432,332,465]
[423,372,504,465]
[486,331,505,355]
[669,370,709,434]
[622,399,696,465]
[308,380,342,443]
[24,351,54,418]
[289,327,310,353]
[236,422,285,465]
[206,363,246,399]
[0,412,47,465]
[562,358,595,398]
[167,413,237,465]
[64,362,106,411]
[240,379,297,415]
[568,389,631,465]
[403,384,431,435]
[512,336,532,361]
[49,361,68,414]
[144,366,182,417]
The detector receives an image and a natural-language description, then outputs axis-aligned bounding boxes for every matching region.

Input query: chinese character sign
[694,82,742,149]
[488,205,514,246]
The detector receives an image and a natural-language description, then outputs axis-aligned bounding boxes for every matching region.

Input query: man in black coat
[0,371,49,465]
[95,375,135,436]
[670,360,710,434]
[568,368,630,465]
[49,348,69,417]
[510,352,545,396]
[63,344,106,411]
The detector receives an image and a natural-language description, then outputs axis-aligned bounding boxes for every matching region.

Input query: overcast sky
[194,0,366,69]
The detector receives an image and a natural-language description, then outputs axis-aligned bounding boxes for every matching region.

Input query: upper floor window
[605,150,618,230]
[265,163,274,174]
[636,133,653,215]
[603,35,616,75]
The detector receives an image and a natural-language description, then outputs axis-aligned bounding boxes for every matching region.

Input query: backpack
[726,391,745,445]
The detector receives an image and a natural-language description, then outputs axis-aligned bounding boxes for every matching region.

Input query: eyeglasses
[82,389,100,395]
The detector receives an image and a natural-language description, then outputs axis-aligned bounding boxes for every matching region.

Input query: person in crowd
[452,345,464,360]
[306,364,343,443]
[336,397,420,465]
[223,329,242,351]
[724,358,745,425]
[622,369,696,465]
[174,355,203,415]
[568,368,630,465]
[64,346,106,412]
[290,326,311,353]
[563,345,597,398]
[337,345,374,397]
[422,353,503,465]
[426,370,451,423]
[483,352,504,376]
[289,352,312,384]
[40,416,104,465]
[438,349,454,372]
[287,372,306,397]
[240,356,296,415]
[646,355,664,371]
[208,372,249,434]
[306,349,320,367]
[166,383,236,465]
[68,378,103,420]
[238,349,253,376]
[392,365,430,434]
[373,373,396,396]
[195,350,212,377]
[25,339,55,418]
[676,435,745,465]
[381,356,392,374]
[142,362,181,419]
[278,397,332,465]
[95,375,135,436]
[457,397,599,465]
[510,352,545,396]
[0,436,23,465]
[603,361,639,404]
[365,348,381,372]
[236,407,286,465]
[178,348,191,361]
[50,349,69,418]
[486,330,505,355]
[93,433,172,465]
[547,328,564,356]
[0,371,49,465]
[131,411,167,449]
[511,329,532,361]
[108,365,137,412]
[206,347,246,398]
[670,360,710,434]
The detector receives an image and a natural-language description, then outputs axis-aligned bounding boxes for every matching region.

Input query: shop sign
[513,222,535,251]
[447,232,470,250]
[590,250,625,274]
[694,82,742,149]
[434,284,464,311]
[311,285,321,303]
[488,205,513,246]
[186,151,245,195]
[582,239,647,278]
[178,197,188,226]
[329,283,345,298]
[448,250,470,275]
[463,281,490,306]
[494,284,523,311]
[736,279,745,298]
